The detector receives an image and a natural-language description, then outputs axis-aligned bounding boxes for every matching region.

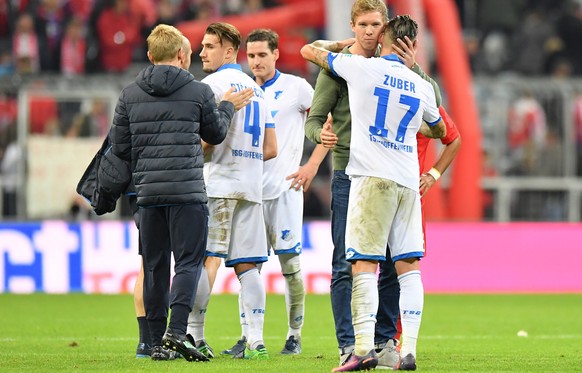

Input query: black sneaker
[150,346,180,361]
[162,329,209,362]
[396,353,417,371]
[221,337,247,356]
[150,346,170,361]
[136,342,152,358]
[280,336,302,355]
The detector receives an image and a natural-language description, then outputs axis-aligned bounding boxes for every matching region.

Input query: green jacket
[304,47,441,171]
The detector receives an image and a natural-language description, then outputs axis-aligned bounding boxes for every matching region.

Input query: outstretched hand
[287,162,318,192]
[222,87,254,111]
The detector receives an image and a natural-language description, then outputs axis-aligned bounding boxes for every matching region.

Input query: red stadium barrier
[177,1,324,74]
[422,0,483,220]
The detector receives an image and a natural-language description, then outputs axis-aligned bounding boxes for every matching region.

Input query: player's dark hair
[246,29,279,52]
[386,15,418,43]
[205,22,241,51]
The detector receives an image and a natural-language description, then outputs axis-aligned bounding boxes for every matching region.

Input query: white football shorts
[263,187,303,255]
[207,197,268,267]
[345,176,424,262]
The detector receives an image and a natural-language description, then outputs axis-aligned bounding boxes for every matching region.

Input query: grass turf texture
[0,294,581,372]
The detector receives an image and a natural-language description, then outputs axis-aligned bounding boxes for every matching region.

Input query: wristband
[427,167,441,181]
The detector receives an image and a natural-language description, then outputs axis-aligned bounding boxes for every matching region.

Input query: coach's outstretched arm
[300,39,354,71]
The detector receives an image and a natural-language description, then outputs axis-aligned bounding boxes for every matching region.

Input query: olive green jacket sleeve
[304,67,353,171]
[411,63,442,107]
[304,69,341,144]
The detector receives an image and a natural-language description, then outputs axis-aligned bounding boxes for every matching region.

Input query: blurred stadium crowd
[456,0,582,77]
[1,0,582,221]
[1,0,581,76]
[0,0,280,75]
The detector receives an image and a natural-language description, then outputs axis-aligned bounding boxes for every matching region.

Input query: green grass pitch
[0,293,581,372]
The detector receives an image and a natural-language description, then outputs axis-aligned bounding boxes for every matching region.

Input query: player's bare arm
[263,127,277,161]
[419,119,446,139]
[300,38,355,71]
[286,144,329,192]
[312,38,355,53]
[419,136,461,196]
[300,44,332,71]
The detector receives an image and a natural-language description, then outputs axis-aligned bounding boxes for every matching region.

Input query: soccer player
[222,28,321,356]
[186,22,277,361]
[109,24,253,362]
[300,14,446,372]
[303,0,402,367]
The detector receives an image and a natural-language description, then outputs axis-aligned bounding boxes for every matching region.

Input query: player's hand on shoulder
[222,87,254,111]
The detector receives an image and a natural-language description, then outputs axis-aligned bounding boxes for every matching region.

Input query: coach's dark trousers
[140,203,208,346]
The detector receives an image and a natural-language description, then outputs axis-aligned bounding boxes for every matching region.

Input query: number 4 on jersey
[368,87,420,143]
[244,101,261,147]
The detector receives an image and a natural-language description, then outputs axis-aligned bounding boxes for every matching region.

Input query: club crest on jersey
[274,90,283,99]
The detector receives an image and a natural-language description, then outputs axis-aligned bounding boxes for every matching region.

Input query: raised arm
[300,39,355,72]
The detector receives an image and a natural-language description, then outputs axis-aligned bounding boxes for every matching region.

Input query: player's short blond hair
[351,0,389,24]
[147,24,184,62]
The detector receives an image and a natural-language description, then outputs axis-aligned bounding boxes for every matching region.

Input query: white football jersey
[202,64,275,203]
[260,70,313,200]
[328,53,441,192]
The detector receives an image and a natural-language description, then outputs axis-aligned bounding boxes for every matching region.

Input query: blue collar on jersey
[217,63,243,72]
[380,54,405,64]
[257,69,281,90]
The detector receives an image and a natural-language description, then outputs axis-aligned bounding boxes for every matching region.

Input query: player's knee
[280,254,301,275]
